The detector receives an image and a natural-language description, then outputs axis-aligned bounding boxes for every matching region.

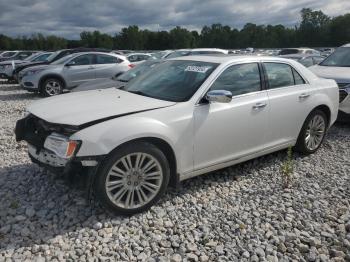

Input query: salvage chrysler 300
[15,56,339,214]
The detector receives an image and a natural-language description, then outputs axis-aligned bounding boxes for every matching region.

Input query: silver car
[19,52,131,96]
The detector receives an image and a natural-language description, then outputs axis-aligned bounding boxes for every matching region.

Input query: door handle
[252,102,267,110]
[299,93,310,99]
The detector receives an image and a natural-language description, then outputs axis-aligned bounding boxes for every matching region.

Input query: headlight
[44,133,80,159]
[24,69,44,76]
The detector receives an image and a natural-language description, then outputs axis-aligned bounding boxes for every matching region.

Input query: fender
[39,74,67,90]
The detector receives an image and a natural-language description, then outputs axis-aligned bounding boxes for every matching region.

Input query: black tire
[94,142,170,215]
[295,109,328,154]
[40,78,63,97]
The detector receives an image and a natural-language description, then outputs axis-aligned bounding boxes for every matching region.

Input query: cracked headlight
[44,133,80,159]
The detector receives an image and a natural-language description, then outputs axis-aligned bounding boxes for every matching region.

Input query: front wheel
[41,78,63,97]
[95,142,170,215]
[295,110,327,154]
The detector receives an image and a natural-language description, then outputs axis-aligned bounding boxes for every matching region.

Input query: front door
[193,62,270,171]
[63,54,96,87]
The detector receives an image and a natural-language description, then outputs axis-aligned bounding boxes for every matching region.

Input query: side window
[128,55,137,62]
[292,68,306,85]
[210,63,261,96]
[96,54,120,64]
[70,54,94,65]
[264,63,294,89]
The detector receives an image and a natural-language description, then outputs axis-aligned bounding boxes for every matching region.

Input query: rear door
[263,62,314,147]
[63,54,96,87]
[94,54,123,79]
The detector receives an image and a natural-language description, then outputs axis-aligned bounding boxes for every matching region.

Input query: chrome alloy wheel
[105,153,163,209]
[305,114,326,151]
[45,80,61,96]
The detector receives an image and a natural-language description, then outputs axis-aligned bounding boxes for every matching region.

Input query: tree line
[1,8,349,51]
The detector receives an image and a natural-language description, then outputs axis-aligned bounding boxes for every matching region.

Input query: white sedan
[15,56,339,214]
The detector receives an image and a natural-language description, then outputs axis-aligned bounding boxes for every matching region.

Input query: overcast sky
[0,0,349,39]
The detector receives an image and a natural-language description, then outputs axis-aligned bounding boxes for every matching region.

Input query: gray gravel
[0,82,349,261]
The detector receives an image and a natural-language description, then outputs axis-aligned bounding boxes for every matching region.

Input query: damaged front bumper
[15,114,105,175]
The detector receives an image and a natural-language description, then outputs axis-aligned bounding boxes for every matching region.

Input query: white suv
[15,56,339,214]
[309,44,350,121]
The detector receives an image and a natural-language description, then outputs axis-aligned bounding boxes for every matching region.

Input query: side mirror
[66,61,76,66]
[206,90,232,103]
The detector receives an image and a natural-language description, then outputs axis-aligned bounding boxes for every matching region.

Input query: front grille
[15,115,79,149]
[339,89,349,103]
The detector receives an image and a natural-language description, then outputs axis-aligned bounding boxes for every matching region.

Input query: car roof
[169,55,298,64]
[341,43,350,47]
[68,51,126,59]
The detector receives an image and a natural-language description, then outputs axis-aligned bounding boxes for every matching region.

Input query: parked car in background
[15,55,338,214]
[279,54,324,67]
[127,53,154,65]
[309,44,350,121]
[19,52,131,96]
[165,48,229,59]
[0,51,38,62]
[151,50,173,59]
[13,48,111,79]
[279,48,321,56]
[0,52,52,81]
[0,51,20,60]
[72,59,163,92]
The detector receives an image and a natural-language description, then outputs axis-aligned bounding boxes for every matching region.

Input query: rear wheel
[95,142,170,215]
[295,110,327,154]
[41,78,63,97]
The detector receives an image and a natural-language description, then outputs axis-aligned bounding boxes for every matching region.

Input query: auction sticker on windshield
[185,65,212,73]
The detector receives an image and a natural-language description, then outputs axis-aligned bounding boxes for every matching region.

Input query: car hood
[22,64,59,72]
[71,78,124,92]
[0,60,25,65]
[27,88,176,126]
[309,65,350,83]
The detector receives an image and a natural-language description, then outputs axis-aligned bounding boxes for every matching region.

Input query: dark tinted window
[210,63,261,96]
[264,63,294,89]
[70,54,94,65]
[96,54,120,64]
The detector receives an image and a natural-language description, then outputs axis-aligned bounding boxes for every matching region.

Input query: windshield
[320,47,350,67]
[32,53,52,62]
[51,54,74,65]
[23,53,40,61]
[46,51,60,62]
[122,60,218,102]
[116,60,162,82]
[165,50,191,59]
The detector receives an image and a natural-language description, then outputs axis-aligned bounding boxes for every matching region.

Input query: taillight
[129,64,135,68]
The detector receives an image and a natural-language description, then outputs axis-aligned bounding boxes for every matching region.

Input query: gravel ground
[0,82,349,262]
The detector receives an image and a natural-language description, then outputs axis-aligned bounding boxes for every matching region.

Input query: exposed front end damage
[14,114,105,199]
